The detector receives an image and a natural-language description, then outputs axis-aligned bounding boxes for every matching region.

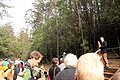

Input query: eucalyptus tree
[0,23,31,59]
[25,0,120,62]
[16,29,32,59]
[25,0,87,60]
[0,23,15,57]
[100,0,120,51]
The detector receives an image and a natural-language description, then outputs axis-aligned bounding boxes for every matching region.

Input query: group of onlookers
[0,50,110,80]
[0,36,109,80]
[0,44,120,80]
[46,36,109,80]
[0,58,26,80]
[0,58,14,80]
[48,51,104,80]
[0,50,103,80]
[0,50,44,80]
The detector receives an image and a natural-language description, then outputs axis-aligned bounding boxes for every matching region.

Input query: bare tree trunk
[52,0,59,58]
[115,26,120,51]
[56,31,59,58]
[75,0,84,53]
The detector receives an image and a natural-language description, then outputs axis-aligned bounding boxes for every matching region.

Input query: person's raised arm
[98,41,101,49]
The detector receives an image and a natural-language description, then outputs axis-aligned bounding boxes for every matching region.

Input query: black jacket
[13,65,20,80]
[49,64,60,80]
[55,66,76,80]
[100,41,107,53]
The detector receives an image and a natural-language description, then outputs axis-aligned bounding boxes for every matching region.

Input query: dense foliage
[25,0,120,63]
[0,0,120,63]
[0,23,31,59]
[0,0,32,60]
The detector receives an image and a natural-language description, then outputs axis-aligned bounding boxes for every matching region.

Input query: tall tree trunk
[89,0,96,49]
[56,31,59,58]
[96,0,100,31]
[50,0,60,58]
[115,26,120,51]
[75,0,84,53]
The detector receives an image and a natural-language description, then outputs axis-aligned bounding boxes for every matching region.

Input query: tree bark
[75,0,84,53]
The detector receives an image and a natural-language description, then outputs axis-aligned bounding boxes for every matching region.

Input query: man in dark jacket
[49,58,60,80]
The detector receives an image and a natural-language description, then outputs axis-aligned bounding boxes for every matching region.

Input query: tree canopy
[0,23,31,60]
[25,0,120,62]
[0,0,120,63]
[0,0,11,19]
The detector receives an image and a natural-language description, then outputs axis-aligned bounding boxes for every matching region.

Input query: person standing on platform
[98,37,109,68]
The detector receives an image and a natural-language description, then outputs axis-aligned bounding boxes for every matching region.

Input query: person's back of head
[52,58,59,65]
[64,53,77,67]
[76,52,104,80]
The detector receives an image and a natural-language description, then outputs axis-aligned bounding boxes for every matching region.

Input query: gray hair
[64,53,77,67]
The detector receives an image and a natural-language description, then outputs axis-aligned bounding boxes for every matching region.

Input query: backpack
[24,61,35,80]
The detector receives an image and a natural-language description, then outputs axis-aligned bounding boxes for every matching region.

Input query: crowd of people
[0,37,119,80]
[47,36,109,80]
[0,50,44,80]
[0,50,105,80]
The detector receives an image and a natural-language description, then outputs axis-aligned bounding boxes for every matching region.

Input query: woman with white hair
[55,53,78,80]
[76,50,104,80]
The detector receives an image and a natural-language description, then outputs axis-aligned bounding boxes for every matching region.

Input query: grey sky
[1,0,34,36]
